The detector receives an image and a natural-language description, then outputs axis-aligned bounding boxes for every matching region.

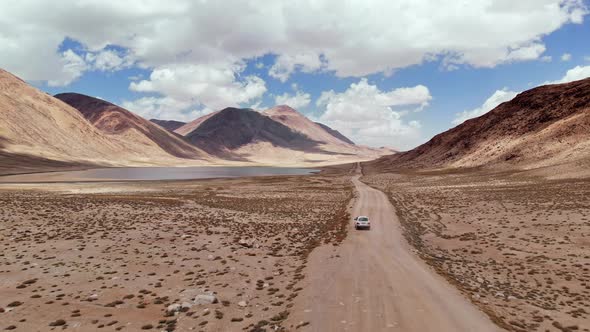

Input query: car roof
[357,216,369,219]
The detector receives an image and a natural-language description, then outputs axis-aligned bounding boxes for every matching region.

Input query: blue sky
[3,1,589,150]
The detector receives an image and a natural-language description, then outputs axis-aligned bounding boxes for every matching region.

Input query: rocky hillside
[263,105,354,146]
[150,119,186,132]
[0,68,392,170]
[55,93,208,160]
[0,69,215,173]
[175,106,392,164]
[369,77,590,171]
[181,107,320,158]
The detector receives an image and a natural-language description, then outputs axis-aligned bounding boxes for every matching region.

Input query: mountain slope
[150,119,186,132]
[0,69,128,165]
[175,111,221,136]
[370,77,590,171]
[263,105,354,146]
[182,107,321,158]
[314,122,355,145]
[176,105,394,165]
[55,93,208,160]
[0,69,213,171]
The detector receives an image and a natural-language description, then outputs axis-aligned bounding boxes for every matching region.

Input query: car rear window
[358,217,368,221]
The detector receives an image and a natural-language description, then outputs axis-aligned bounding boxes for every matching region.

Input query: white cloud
[269,53,324,82]
[0,0,587,85]
[122,96,213,122]
[274,90,311,109]
[47,49,89,87]
[561,53,572,61]
[317,78,431,149]
[585,56,590,62]
[546,65,590,84]
[86,49,134,71]
[453,89,518,125]
[126,62,266,118]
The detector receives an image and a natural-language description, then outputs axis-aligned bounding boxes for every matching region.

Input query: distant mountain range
[2,67,588,175]
[368,76,590,173]
[0,68,389,173]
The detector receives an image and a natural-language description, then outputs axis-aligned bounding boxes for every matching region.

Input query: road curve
[288,167,502,332]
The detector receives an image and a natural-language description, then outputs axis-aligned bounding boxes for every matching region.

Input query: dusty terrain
[285,167,500,331]
[0,170,352,331]
[363,168,590,332]
[2,161,589,332]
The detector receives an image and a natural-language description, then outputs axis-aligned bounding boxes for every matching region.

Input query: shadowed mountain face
[184,107,321,156]
[370,77,590,171]
[0,68,389,169]
[55,93,207,159]
[315,122,355,145]
[150,119,186,132]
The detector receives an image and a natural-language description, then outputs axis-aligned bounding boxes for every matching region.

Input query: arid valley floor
[1,164,589,332]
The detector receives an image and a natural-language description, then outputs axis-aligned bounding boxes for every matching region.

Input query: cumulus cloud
[1,0,587,84]
[561,53,572,61]
[317,79,431,149]
[122,96,213,122]
[274,90,311,109]
[546,65,590,84]
[452,89,519,125]
[86,49,134,71]
[269,53,324,82]
[47,49,89,87]
[125,62,266,119]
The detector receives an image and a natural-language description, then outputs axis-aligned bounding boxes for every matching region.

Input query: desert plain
[1,163,589,332]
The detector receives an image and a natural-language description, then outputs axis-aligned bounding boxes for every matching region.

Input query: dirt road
[287,168,502,331]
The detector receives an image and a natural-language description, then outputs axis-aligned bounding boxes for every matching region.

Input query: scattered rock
[167,304,182,314]
[49,319,66,327]
[238,238,254,248]
[194,294,218,305]
[7,302,22,308]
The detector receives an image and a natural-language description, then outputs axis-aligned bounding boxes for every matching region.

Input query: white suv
[354,216,371,230]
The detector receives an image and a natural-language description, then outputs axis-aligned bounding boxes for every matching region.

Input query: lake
[0,166,319,183]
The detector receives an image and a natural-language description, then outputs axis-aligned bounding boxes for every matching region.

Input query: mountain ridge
[54,93,209,160]
[368,77,590,172]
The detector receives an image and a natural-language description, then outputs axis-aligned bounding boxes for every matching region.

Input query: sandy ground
[0,172,352,332]
[284,165,500,331]
[363,169,590,332]
[2,163,588,332]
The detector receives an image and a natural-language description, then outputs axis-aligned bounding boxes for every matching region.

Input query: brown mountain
[0,68,215,173]
[369,77,590,171]
[175,105,392,165]
[54,93,208,160]
[263,105,354,146]
[150,119,186,132]
[181,107,321,159]
[0,67,390,170]
[315,122,355,145]
[0,69,138,168]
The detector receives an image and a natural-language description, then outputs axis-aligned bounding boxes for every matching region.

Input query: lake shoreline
[0,166,321,184]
